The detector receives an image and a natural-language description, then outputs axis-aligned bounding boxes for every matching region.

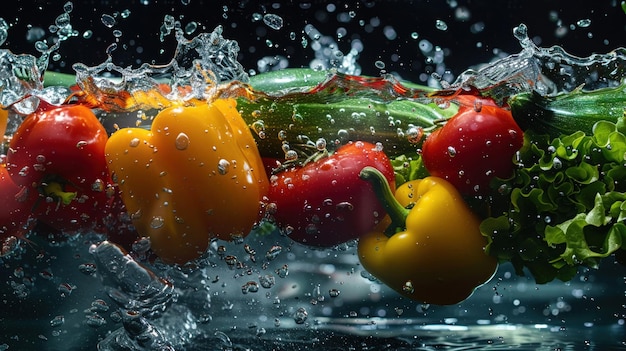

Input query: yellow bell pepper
[0,107,8,140]
[105,99,269,264]
[358,166,497,305]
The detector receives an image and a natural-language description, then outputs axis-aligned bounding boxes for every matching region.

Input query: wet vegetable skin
[105,99,269,264]
[6,104,115,233]
[267,141,396,247]
[422,103,524,195]
[358,167,497,305]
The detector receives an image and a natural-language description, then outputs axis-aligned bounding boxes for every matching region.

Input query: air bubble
[576,19,591,28]
[241,281,259,294]
[315,138,327,151]
[278,130,287,141]
[50,315,65,327]
[406,126,423,144]
[259,274,276,288]
[150,216,165,229]
[293,307,308,324]
[284,150,298,161]
[266,245,283,260]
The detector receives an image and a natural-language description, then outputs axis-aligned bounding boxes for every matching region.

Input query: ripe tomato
[421,102,524,195]
[267,141,396,247]
[6,104,115,232]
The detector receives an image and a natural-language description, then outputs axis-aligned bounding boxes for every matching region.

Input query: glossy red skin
[267,141,396,247]
[0,166,35,247]
[6,104,114,232]
[422,104,524,195]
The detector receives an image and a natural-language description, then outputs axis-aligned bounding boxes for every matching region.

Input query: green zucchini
[509,84,626,138]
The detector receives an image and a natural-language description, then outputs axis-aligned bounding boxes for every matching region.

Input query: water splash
[0,3,80,113]
[450,23,626,102]
[91,241,175,319]
[73,25,250,111]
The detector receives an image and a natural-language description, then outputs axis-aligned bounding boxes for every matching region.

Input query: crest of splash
[0,3,78,114]
[73,25,250,112]
[450,23,626,103]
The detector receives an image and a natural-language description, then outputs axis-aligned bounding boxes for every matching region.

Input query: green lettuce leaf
[481,119,626,283]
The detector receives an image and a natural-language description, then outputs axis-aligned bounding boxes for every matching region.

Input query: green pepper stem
[359,166,410,235]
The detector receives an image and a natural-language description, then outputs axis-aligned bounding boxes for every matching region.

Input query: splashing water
[1,5,626,350]
[72,25,250,111]
[451,24,626,102]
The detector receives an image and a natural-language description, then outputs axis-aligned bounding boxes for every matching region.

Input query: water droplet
[78,263,97,275]
[454,6,471,21]
[315,138,327,151]
[241,281,259,294]
[329,289,340,297]
[217,159,230,175]
[284,150,298,161]
[150,216,164,229]
[293,307,308,324]
[447,146,457,157]
[50,315,65,327]
[259,274,276,289]
[101,14,116,28]
[184,21,198,35]
[406,126,423,144]
[175,132,190,150]
[435,19,448,31]
[266,245,282,260]
[85,313,107,328]
[58,283,75,296]
[275,264,289,278]
[129,138,140,147]
[305,224,318,235]
[576,19,591,28]
[402,280,415,293]
[63,1,73,13]
[263,14,284,30]
[277,130,287,141]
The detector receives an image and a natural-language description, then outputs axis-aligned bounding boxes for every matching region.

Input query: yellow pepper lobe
[358,175,497,305]
[0,108,8,140]
[105,99,269,264]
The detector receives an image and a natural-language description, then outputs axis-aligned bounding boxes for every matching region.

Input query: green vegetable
[481,120,626,283]
[509,83,626,139]
[238,69,456,158]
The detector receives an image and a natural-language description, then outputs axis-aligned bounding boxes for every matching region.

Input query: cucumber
[509,84,626,138]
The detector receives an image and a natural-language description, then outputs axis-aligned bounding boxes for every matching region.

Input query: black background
[2,0,626,84]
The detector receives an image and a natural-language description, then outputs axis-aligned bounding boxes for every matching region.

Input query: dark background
[2,0,625,84]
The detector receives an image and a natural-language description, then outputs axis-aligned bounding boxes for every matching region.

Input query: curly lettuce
[481,120,626,283]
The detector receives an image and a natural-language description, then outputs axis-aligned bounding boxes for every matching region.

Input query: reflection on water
[1,228,624,350]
